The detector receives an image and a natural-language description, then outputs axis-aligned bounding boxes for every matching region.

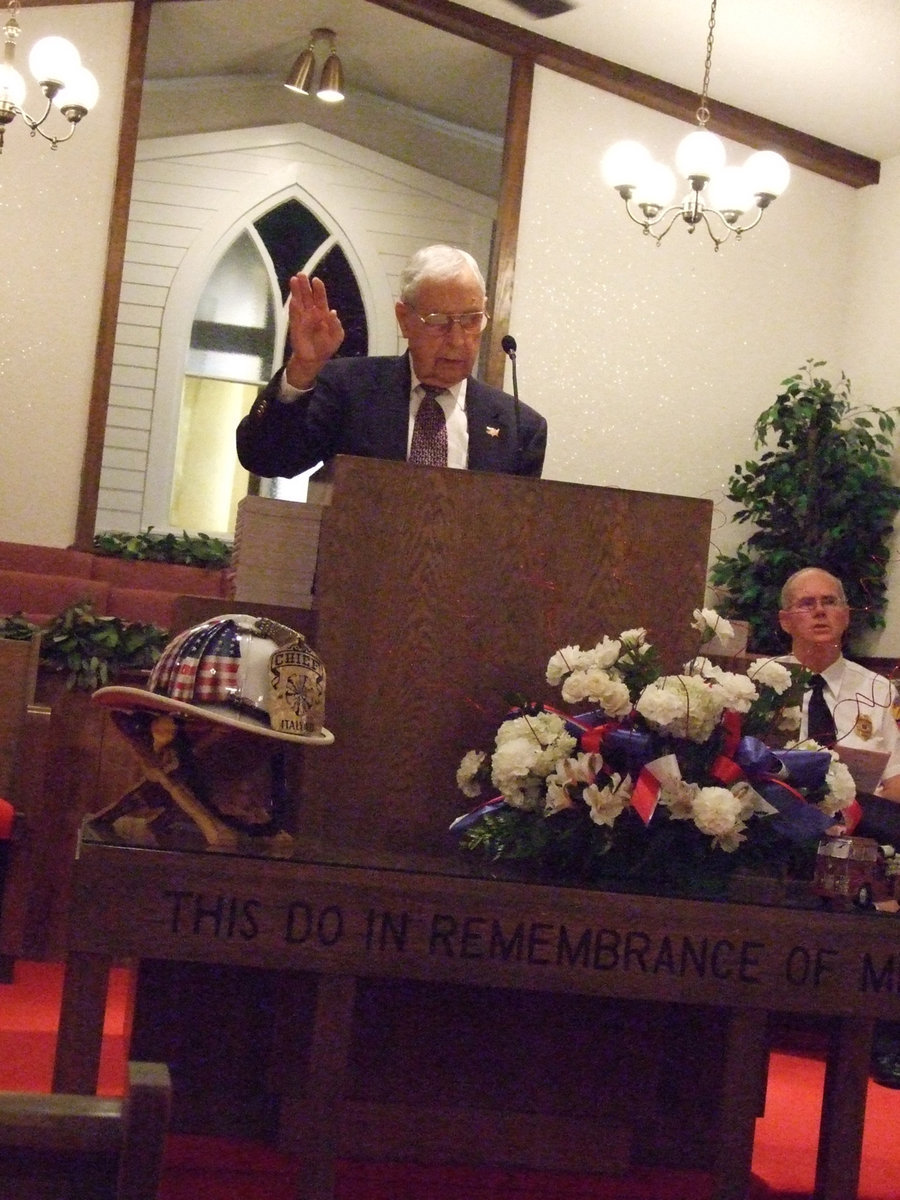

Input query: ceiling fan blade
[505,0,576,17]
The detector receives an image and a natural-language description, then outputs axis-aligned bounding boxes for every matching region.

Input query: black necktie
[409,386,448,467]
[807,674,837,747]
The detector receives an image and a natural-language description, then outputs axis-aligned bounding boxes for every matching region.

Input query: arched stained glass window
[169,201,367,534]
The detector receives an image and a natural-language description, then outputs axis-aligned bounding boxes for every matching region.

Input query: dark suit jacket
[236,354,547,479]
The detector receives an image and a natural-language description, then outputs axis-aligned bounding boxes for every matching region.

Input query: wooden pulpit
[300,456,714,867]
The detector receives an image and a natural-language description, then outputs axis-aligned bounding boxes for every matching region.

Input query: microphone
[501,335,518,399]
[501,334,521,472]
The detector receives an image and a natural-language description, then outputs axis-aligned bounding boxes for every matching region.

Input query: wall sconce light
[0,0,99,155]
[284,27,344,104]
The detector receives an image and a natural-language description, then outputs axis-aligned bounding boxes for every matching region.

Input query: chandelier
[0,0,99,155]
[601,0,790,250]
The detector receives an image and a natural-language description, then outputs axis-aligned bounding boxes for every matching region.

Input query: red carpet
[2,960,899,1198]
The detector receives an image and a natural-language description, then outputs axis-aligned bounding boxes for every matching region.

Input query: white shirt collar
[784,652,846,696]
[410,371,466,412]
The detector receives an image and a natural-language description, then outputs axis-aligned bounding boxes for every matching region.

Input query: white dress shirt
[786,654,900,786]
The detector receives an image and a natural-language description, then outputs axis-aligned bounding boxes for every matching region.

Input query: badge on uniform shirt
[854,714,874,741]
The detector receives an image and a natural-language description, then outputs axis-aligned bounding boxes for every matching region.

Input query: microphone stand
[501,334,521,473]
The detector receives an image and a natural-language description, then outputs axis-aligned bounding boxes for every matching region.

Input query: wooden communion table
[52,832,900,1200]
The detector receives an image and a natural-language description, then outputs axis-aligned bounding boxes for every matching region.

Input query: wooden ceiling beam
[366,0,880,189]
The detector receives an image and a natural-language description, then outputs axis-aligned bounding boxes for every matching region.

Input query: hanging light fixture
[316,32,344,104]
[0,0,99,155]
[601,0,790,250]
[283,27,344,104]
[283,32,316,96]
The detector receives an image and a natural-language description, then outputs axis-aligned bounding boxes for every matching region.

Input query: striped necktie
[409,385,448,467]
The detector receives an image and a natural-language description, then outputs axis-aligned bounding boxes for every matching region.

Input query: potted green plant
[709,360,900,654]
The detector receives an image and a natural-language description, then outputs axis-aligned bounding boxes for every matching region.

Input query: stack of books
[231,495,326,609]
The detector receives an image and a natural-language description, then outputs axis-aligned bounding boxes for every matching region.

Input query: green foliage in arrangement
[92,527,232,569]
[0,602,167,691]
[709,361,900,655]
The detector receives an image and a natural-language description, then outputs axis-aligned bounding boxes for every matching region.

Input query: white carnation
[824,757,856,812]
[491,712,576,807]
[710,670,759,714]
[618,629,651,659]
[633,683,685,728]
[560,671,591,705]
[692,608,735,644]
[748,658,793,696]
[495,711,571,755]
[561,668,631,717]
[456,749,486,798]
[546,645,581,686]
[691,786,747,850]
[686,657,760,713]
[777,705,802,732]
[619,627,648,645]
[685,656,725,680]
[491,736,539,790]
[580,636,622,671]
[635,675,726,743]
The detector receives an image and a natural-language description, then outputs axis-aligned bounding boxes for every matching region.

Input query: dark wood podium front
[53,833,900,1200]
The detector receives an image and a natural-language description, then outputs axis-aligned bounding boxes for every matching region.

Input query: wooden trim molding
[484,55,532,391]
[74,0,151,550]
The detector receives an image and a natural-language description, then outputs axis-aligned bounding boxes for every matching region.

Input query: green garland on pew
[92,527,231,569]
[0,602,167,692]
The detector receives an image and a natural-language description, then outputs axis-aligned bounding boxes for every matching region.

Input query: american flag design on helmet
[149,618,243,705]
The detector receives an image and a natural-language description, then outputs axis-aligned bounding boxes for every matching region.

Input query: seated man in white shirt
[777,566,900,802]
[778,566,900,1089]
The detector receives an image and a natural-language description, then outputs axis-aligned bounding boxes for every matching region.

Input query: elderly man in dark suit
[236,244,547,479]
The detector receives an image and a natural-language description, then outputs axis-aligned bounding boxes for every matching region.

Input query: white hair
[780,567,847,608]
[397,244,485,306]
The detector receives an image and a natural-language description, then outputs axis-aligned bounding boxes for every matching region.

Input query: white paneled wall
[97,122,495,534]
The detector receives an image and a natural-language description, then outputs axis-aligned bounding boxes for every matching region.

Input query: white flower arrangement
[454,613,855,895]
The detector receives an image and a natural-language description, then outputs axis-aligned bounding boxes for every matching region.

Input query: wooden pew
[0,1060,171,1200]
